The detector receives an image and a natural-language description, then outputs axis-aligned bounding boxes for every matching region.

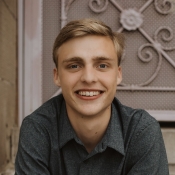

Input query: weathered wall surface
[162,129,175,175]
[0,0,17,171]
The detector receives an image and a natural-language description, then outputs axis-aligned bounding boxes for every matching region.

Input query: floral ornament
[120,9,143,31]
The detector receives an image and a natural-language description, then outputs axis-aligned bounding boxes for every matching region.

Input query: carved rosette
[120,9,143,31]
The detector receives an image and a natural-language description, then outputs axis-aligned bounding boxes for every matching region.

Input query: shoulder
[22,94,64,131]
[113,97,160,141]
[113,98,169,174]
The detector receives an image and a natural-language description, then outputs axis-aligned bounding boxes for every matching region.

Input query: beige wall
[162,129,175,175]
[0,0,17,171]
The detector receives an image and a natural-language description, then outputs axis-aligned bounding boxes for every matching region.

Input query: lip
[75,89,104,100]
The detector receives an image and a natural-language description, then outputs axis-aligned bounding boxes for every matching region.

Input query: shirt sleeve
[15,117,51,175]
[124,114,169,175]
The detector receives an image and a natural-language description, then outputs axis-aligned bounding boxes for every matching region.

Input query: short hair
[53,18,125,68]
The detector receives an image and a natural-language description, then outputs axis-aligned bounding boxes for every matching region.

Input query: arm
[124,117,169,175]
[15,118,51,175]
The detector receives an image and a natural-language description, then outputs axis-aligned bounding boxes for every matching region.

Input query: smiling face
[54,35,122,118]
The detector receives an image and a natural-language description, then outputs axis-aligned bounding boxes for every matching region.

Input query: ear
[53,68,61,87]
[117,66,122,85]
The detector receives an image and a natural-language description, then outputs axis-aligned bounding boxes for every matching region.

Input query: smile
[77,91,102,97]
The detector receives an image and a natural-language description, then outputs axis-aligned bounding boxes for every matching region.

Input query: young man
[15,19,169,175]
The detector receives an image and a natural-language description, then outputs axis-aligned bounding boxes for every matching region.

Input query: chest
[52,140,124,175]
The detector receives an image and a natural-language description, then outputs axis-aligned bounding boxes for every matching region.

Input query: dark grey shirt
[15,94,169,175]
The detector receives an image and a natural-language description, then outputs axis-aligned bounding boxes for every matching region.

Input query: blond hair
[53,18,124,67]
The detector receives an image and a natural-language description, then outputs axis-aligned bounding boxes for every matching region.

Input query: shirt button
[76,138,80,142]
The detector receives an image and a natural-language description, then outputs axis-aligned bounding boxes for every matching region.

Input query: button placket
[79,159,91,175]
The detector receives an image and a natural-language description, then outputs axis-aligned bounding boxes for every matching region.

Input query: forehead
[57,35,117,64]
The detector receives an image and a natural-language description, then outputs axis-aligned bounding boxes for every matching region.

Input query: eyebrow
[92,56,114,61]
[62,57,84,63]
[62,56,114,64]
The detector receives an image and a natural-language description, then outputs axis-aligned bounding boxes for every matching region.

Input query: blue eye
[71,65,79,69]
[99,64,107,68]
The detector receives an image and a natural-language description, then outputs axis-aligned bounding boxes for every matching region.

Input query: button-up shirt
[15,94,169,175]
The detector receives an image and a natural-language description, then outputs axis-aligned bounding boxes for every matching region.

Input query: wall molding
[18,0,43,125]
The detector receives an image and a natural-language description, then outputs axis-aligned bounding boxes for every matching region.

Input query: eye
[69,64,79,69]
[99,64,107,69]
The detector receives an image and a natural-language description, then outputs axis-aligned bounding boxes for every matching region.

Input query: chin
[77,105,110,117]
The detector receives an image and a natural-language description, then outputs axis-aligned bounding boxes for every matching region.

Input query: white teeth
[90,92,93,96]
[95,91,99,95]
[78,91,101,96]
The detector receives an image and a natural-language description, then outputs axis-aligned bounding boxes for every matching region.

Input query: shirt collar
[103,103,125,155]
[58,99,125,156]
[58,101,77,148]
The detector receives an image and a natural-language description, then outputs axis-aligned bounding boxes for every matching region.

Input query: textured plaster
[162,128,175,175]
[162,129,175,164]
[0,0,17,170]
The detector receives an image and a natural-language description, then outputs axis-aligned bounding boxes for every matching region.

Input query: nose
[80,65,98,84]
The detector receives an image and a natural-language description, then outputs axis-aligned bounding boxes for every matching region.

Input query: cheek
[60,72,81,87]
[101,71,118,85]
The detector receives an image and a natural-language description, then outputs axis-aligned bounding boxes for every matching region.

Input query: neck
[67,106,111,153]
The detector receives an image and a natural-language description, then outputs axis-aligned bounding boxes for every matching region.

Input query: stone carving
[61,0,76,28]
[154,0,174,14]
[88,0,109,13]
[154,26,175,51]
[120,9,143,31]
